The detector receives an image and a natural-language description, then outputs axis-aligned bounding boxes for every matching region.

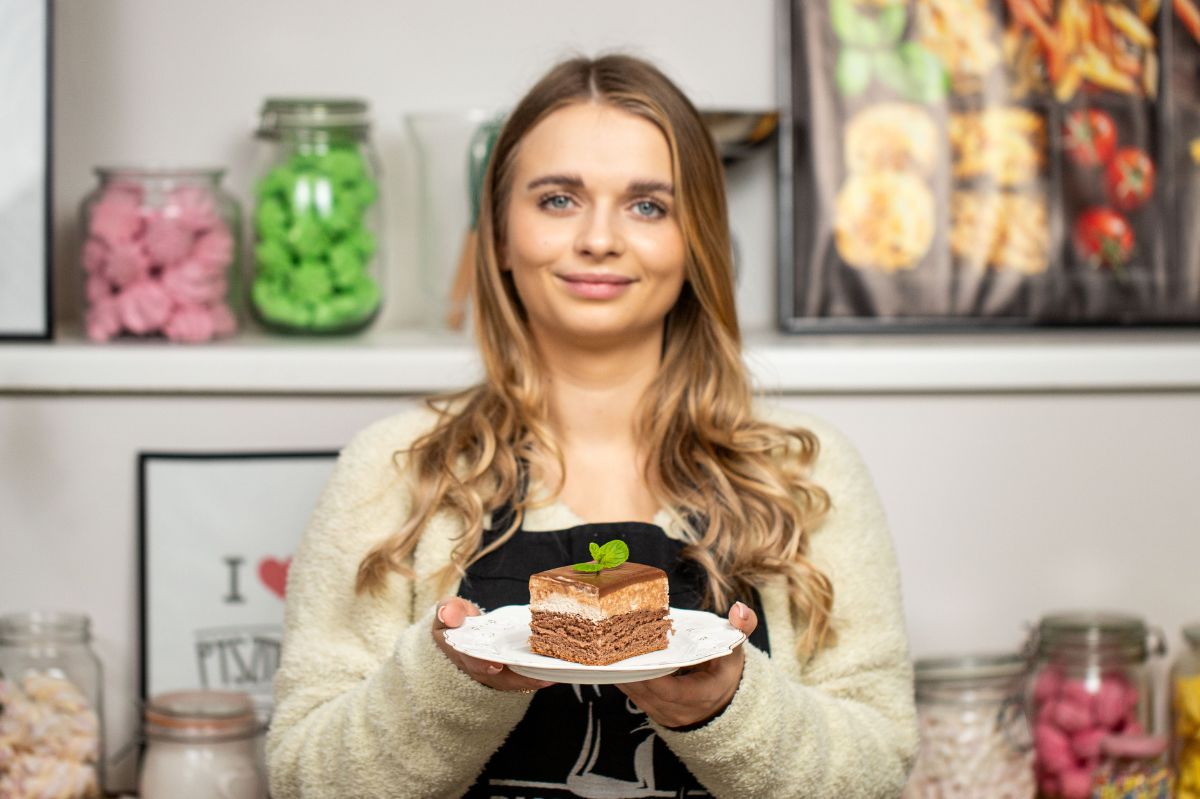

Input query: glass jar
[79,167,241,343]
[405,110,503,332]
[0,611,105,797]
[139,690,266,799]
[1025,611,1163,799]
[903,653,1035,799]
[1173,622,1200,799]
[251,97,383,334]
[1091,734,1171,798]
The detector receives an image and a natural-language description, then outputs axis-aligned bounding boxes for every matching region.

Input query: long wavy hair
[358,54,836,655]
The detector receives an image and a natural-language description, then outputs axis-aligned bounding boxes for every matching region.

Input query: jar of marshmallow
[249,97,384,334]
[903,653,1035,799]
[79,167,241,343]
[1025,611,1164,799]
[0,611,105,798]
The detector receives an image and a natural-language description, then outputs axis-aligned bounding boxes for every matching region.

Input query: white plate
[442,605,747,685]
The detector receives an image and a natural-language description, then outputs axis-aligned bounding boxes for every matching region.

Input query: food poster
[139,452,336,719]
[785,0,1193,328]
[1170,0,1200,308]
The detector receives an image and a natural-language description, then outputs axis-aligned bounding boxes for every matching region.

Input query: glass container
[79,167,241,343]
[1024,611,1163,799]
[138,690,266,799]
[1173,622,1200,799]
[903,652,1035,798]
[250,97,383,334]
[0,611,104,797]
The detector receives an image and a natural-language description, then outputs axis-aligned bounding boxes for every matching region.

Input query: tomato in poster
[1104,148,1156,211]
[1063,109,1117,167]
[1074,208,1135,270]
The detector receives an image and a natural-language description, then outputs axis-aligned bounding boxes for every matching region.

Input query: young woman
[267,54,917,798]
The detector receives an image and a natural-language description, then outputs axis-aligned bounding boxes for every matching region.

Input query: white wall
[51,0,779,332]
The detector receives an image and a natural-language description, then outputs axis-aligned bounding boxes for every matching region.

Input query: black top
[457,492,770,799]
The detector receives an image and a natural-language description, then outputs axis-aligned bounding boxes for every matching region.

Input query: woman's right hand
[432,597,555,693]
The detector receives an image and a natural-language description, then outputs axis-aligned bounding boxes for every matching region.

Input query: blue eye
[540,194,573,211]
[633,200,666,219]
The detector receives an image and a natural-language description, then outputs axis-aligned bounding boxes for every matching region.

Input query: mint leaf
[596,540,630,570]
[589,542,601,560]
[877,3,907,45]
[836,47,872,97]
[572,562,603,573]
[830,0,882,47]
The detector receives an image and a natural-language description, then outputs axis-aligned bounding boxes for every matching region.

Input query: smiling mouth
[556,273,636,285]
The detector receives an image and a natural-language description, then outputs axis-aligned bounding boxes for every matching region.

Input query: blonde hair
[358,54,836,655]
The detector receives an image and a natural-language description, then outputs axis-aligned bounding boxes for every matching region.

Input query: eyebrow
[525,174,675,196]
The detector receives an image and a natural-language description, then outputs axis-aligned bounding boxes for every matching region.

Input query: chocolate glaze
[531,561,666,597]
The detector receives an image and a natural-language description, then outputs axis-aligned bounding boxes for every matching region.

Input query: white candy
[0,675,100,798]
[904,702,1036,799]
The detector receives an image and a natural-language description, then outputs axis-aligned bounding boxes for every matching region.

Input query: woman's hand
[432,597,555,693]
[617,601,757,729]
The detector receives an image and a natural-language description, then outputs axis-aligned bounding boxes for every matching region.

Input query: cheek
[505,206,569,272]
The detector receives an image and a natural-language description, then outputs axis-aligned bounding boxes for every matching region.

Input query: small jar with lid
[79,167,241,342]
[138,690,266,799]
[1173,622,1200,799]
[250,97,384,334]
[1024,611,1164,799]
[903,653,1035,799]
[0,611,105,797]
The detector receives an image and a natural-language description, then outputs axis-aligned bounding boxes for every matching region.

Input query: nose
[575,205,624,260]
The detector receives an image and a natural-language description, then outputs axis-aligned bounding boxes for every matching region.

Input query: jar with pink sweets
[1024,611,1164,799]
[79,167,241,343]
[0,611,105,798]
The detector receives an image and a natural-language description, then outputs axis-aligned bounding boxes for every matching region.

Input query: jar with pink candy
[79,167,241,343]
[1024,611,1165,799]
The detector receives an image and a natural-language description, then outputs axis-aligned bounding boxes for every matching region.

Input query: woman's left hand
[616,600,757,729]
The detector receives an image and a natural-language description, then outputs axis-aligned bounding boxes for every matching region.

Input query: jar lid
[914,652,1028,684]
[257,98,370,136]
[0,611,90,644]
[1035,610,1148,660]
[144,690,260,743]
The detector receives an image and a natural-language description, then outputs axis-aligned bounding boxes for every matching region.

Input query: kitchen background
[2,0,1200,794]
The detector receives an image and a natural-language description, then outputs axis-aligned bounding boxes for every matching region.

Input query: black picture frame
[0,0,53,341]
[137,450,337,718]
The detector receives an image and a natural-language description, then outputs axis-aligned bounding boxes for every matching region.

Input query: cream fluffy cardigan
[266,403,917,798]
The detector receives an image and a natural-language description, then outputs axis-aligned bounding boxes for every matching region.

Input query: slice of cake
[528,561,671,666]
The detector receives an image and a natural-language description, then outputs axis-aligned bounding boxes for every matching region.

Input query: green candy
[349,179,377,209]
[322,198,362,236]
[346,227,376,260]
[286,216,330,259]
[290,260,333,302]
[348,275,381,312]
[256,165,296,201]
[255,239,294,280]
[328,243,364,288]
[319,148,366,184]
[255,198,289,240]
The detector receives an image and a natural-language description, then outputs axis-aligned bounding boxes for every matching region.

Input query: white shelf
[3,327,1200,395]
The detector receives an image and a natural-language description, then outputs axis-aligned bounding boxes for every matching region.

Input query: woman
[267,54,917,798]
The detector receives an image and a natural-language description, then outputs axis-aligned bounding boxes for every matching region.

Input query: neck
[531,326,663,449]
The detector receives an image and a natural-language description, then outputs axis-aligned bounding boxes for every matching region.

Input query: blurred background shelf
[5,327,1200,395]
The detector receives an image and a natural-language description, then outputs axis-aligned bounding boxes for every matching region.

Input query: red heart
[259,557,291,600]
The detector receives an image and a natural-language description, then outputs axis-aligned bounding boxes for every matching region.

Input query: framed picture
[138,451,337,718]
[778,0,1198,331]
[0,0,52,340]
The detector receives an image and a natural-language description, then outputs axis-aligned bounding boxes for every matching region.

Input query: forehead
[512,102,674,184]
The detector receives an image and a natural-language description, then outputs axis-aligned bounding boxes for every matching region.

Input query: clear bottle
[138,690,266,799]
[0,611,105,797]
[79,167,241,343]
[1173,622,1200,799]
[903,653,1035,799]
[251,98,384,334]
[1024,611,1163,799]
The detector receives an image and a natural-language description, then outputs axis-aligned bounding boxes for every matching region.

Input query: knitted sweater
[266,403,917,798]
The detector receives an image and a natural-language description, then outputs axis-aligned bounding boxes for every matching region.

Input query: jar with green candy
[251,98,384,334]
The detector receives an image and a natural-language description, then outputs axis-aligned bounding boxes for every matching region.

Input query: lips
[557,272,635,285]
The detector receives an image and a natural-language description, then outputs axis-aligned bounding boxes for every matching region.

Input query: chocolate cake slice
[528,562,671,666]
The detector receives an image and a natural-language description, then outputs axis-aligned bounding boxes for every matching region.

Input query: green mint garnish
[573,539,630,573]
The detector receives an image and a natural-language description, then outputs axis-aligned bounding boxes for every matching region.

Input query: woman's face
[503,102,686,350]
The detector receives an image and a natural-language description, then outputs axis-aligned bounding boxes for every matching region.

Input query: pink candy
[81,183,238,343]
[1032,668,1143,798]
